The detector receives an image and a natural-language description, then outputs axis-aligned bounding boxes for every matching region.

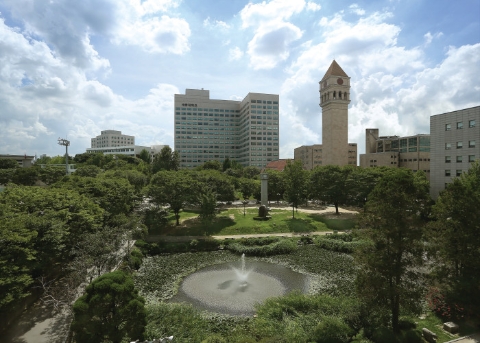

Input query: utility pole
[57,138,70,175]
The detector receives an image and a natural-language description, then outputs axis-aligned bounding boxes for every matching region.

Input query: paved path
[446,334,480,343]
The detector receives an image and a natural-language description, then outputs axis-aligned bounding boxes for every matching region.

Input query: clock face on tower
[337,78,343,85]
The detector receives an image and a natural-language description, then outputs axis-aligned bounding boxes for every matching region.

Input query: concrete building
[430,106,479,199]
[0,154,35,167]
[86,145,152,157]
[294,143,357,170]
[174,89,279,169]
[359,128,431,178]
[90,130,135,148]
[294,60,356,169]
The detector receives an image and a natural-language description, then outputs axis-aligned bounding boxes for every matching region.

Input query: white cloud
[115,15,191,54]
[306,2,321,12]
[240,0,307,29]
[229,47,244,61]
[248,21,303,69]
[424,31,443,46]
[203,17,231,31]
[349,4,366,16]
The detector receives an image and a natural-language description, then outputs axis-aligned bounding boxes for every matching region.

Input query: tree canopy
[71,271,146,343]
[283,161,308,218]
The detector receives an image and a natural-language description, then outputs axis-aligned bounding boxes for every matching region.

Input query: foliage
[238,177,257,200]
[283,160,308,218]
[310,165,354,215]
[225,238,297,256]
[200,160,223,171]
[194,169,236,202]
[152,146,179,173]
[243,166,260,179]
[74,164,102,177]
[139,148,152,163]
[37,165,66,185]
[426,161,480,316]
[142,205,169,232]
[71,271,146,343]
[0,186,103,313]
[355,168,430,333]
[199,190,218,222]
[313,315,355,343]
[315,235,369,254]
[264,169,285,202]
[0,158,19,169]
[10,167,39,186]
[148,170,198,226]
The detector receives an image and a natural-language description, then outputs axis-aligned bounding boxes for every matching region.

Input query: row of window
[250,100,278,104]
[445,120,476,130]
[445,155,476,163]
[445,141,476,149]
[176,107,240,113]
[445,170,467,177]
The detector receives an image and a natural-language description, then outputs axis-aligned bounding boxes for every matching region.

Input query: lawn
[156,207,356,236]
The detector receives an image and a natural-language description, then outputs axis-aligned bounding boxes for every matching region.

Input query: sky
[1,0,479,160]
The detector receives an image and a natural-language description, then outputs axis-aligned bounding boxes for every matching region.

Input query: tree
[355,168,429,333]
[38,165,66,185]
[152,146,179,173]
[265,169,285,203]
[10,167,38,186]
[201,160,222,171]
[243,166,260,179]
[139,149,152,164]
[75,165,102,177]
[283,161,308,218]
[310,165,354,215]
[427,161,480,314]
[71,271,146,343]
[222,157,232,171]
[0,158,19,169]
[238,177,257,200]
[199,190,217,223]
[194,170,235,202]
[148,171,197,226]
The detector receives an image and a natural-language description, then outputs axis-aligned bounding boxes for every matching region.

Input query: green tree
[148,171,197,226]
[38,165,66,185]
[355,168,429,333]
[199,190,218,224]
[243,166,260,179]
[310,165,354,215]
[10,167,39,186]
[222,157,232,171]
[71,271,146,343]
[201,160,222,171]
[427,161,480,314]
[195,170,235,202]
[152,146,179,173]
[265,169,285,203]
[238,177,257,200]
[0,158,19,169]
[283,161,308,218]
[75,165,102,177]
[139,149,152,164]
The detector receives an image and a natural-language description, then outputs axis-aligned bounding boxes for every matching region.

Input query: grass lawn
[154,207,356,236]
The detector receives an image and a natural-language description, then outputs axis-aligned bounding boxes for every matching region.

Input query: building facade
[174,89,279,169]
[90,130,135,148]
[294,143,357,170]
[359,128,431,178]
[430,106,479,199]
[0,154,35,167]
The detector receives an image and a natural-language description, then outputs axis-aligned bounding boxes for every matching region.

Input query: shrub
[313,315,355,343]
[371,327,397,343]
[226,238,297,256]
[315,236,368,254]
[399,329,423,343]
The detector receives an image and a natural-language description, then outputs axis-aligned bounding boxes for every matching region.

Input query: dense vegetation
[0,154,479,342]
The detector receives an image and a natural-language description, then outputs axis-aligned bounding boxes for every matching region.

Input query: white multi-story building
[430,106,479,199]
[174,89,279,169]
[90,130,135,148]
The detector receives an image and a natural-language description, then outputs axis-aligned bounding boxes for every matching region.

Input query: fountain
[170,254,308,316]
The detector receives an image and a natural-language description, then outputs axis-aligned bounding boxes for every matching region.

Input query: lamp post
[242,200,249,216]
[57,138,70,175]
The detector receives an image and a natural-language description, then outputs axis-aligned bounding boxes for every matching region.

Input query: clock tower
[319,60,351,166]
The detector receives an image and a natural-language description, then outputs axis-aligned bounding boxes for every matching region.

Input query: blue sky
[1,0,479,160]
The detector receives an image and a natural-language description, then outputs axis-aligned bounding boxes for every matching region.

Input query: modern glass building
[174,89,279,169]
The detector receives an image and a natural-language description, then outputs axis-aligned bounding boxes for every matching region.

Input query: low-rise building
[0,154,35,167]
[294,144,357,170]
[359,129,431,179]
[91,130,135,148]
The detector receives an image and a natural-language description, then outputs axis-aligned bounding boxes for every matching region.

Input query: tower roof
[322,60,348,80]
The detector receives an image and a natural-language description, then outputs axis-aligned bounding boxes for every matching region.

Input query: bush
[313,315,355,343]
[226,238,297,256]
[371,327,397,343]
[127,248,143,270]
[399,329,423,343]
[315,236,368,254]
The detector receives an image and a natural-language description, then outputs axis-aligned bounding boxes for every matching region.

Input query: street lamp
[242,200,249,216]
[57,138,70,175]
